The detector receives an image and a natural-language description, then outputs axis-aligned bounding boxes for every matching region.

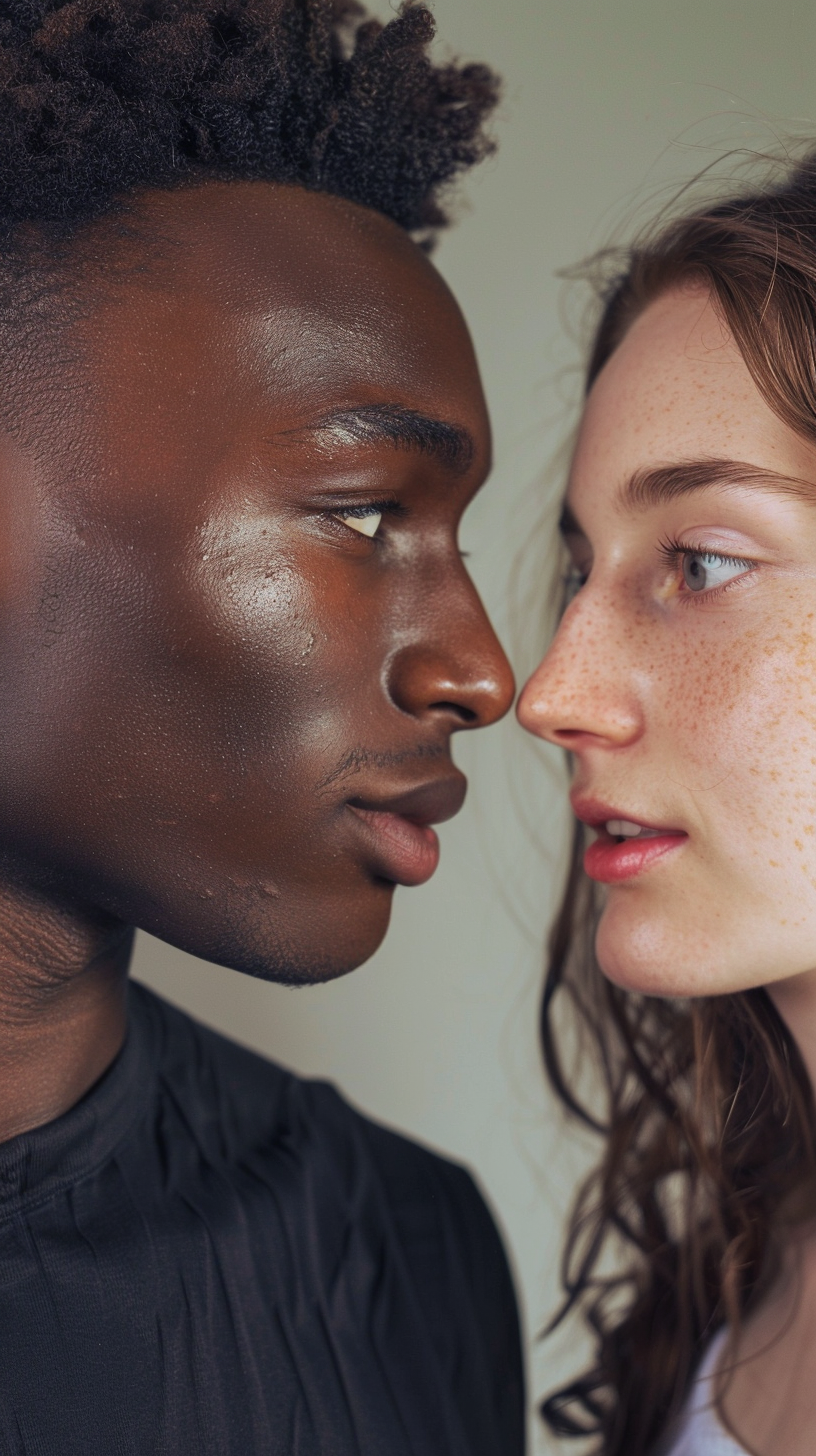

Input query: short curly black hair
[0,0,500,250]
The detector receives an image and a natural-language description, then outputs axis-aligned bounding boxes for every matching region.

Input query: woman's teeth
[605,819,661,839]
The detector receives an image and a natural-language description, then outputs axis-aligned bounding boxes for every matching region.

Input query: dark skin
[0,181,514,1144]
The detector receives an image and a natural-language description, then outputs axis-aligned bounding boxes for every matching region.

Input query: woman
[519,155,816,1456]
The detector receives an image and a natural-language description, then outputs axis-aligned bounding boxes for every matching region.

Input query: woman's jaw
[519,284,816,1002]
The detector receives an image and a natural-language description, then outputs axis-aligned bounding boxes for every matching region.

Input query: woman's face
[519,285,816,998]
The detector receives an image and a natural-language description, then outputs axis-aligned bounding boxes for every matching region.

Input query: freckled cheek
[658,626,816,852]
[646,625,775,764]
[750,630,816,858]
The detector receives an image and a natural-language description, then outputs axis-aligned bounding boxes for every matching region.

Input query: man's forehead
[73,181,488,456]
[99,181,447,317]
[84,181,470,364]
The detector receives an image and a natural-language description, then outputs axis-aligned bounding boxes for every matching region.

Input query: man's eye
[333,508,383,538]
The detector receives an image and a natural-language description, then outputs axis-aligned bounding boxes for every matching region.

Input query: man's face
[0,182,513,982]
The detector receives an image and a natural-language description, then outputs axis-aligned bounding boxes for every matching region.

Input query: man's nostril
[431,700,478,724]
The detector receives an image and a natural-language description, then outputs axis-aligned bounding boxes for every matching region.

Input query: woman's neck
[0,869,132,1144]
[715,971,816,1454]
[724,1222,816,1455]
[768,965,816,1091]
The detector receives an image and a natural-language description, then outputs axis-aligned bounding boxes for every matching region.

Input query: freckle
[769,859,780,867]
[795,839,804,851]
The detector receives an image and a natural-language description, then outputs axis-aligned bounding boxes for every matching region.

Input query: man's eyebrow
[620,457,816,511]
[293,404,476,475]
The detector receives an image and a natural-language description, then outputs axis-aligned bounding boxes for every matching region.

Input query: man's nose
[386,592,515,731]
[517,592,643,750]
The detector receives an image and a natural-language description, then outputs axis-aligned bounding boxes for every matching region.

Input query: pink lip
[348,774,466,888]
[571,795,687,885]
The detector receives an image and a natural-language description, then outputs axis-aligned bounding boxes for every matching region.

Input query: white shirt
[663,1331,748,1455]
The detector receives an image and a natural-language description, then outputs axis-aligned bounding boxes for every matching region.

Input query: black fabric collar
[0,981,159,1221]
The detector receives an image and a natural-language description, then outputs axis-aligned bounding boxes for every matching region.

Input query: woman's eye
[563,565,589,603]
[333,509,383,538]
[681,550,750,593]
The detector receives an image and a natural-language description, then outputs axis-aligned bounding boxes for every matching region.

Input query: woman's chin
[595,903,728,999]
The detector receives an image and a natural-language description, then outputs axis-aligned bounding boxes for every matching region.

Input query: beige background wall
[133,3,816,1448]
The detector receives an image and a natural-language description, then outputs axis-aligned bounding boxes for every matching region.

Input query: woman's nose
[517,596,642,750]
[387,596,515,731]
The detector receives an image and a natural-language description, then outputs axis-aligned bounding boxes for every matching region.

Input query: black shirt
[0,981,524,1455]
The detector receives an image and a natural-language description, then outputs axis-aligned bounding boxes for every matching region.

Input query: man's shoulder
[129,979,525,1452]
[131,978,482,1204]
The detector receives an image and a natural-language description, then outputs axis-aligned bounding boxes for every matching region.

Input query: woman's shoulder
[660,1332,749,1456]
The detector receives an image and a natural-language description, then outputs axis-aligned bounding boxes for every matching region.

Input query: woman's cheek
[697,618,816,885]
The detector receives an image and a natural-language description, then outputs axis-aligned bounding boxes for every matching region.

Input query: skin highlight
[519,283,816,1456]
[0,180,514,1145]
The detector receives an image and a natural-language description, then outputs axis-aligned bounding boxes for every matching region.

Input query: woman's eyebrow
[619,457,816,511]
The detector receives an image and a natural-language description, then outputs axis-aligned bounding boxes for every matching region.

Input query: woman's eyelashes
[560,538,756,607]
[561,540,592,604]
[657,537,757,600]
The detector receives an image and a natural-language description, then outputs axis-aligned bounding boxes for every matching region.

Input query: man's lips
[348,774,467,887]
[571,795,688,884]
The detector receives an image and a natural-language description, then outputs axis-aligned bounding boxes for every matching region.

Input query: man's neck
[0,871,132,1144]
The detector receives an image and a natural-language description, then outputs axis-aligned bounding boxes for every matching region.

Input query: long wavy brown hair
[541,152,816,1456]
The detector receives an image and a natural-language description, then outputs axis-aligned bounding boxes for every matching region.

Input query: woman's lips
[348,774,466,888]
[572,799,688,884]
[584,828,687,883]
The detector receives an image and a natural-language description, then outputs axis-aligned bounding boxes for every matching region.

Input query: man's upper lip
[349,773,467,826]
[570,794,682,834]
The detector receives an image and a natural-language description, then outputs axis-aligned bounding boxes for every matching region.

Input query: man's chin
[142,878,397,988]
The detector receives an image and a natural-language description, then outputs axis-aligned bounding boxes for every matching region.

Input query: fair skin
[518,284,816,1455]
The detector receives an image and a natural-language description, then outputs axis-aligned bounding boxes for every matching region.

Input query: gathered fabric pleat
[0,982,524,1456]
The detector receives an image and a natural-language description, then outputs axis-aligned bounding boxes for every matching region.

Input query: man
[0,3,522,1453]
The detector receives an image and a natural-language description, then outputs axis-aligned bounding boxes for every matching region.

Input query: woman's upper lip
[570,793,684,834]
[349,773,467,826]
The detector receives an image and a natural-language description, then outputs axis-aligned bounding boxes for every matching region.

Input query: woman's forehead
[568,289,816,518]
